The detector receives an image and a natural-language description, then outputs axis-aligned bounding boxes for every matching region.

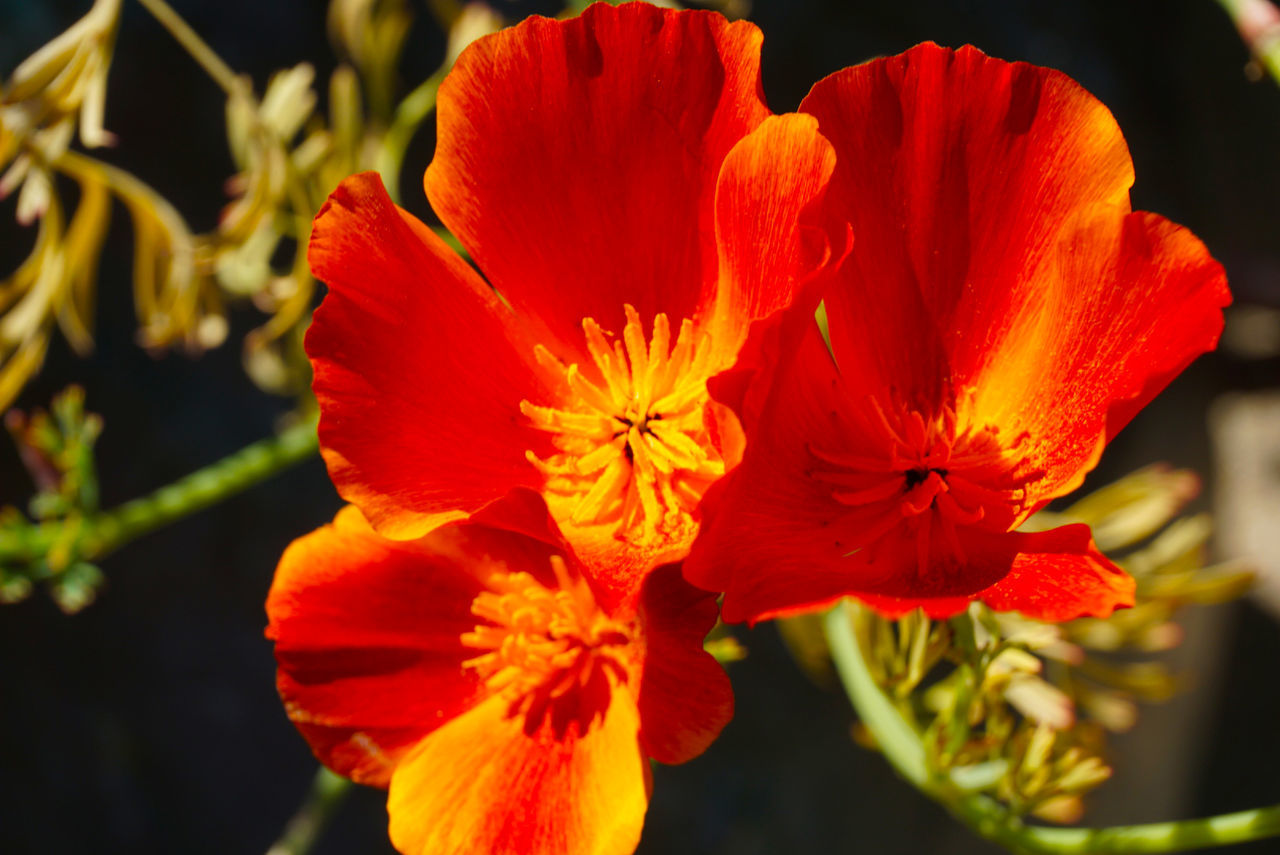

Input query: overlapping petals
[685,42,1230,624]
[266,490,731,855]
[307,2,835,602]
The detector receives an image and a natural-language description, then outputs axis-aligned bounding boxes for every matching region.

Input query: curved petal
[853,524,1134,622]
[706,112,837,359]
[387,693,649,855]
[633,564,733,765]
[969,210,1229,510]
[800,42,1135,380]
[683,319,857,611]
[307,172,558,540]
[425,3,770,353]
[265,506,489,785]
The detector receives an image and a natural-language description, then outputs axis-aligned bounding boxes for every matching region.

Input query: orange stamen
[521,305,724,546]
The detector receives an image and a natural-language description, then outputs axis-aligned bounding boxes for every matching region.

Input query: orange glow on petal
[387,692,648,855]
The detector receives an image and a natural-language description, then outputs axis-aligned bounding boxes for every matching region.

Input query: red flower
[684,43,1230,624]
[266,490,731,855]
[306,2,835,602]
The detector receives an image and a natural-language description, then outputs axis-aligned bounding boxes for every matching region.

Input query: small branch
[133,0,251,100]
[0,416,319,567]
[265,767,351,855]
[824,601,1280,854]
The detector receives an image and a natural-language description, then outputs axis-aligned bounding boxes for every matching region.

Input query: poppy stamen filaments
[809,398,1038,573]
[521,305,725,542]
[462,556,631,733]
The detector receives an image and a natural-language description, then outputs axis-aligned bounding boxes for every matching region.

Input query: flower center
[809,396,1039,570]
[461,556,631,735]
[520,304,724,545]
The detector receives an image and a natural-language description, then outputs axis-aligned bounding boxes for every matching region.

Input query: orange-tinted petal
[633,564,733,765]
[968,210,1228,511]
[706,112,837,356]
[307,172,557,540]
[425,3,770,353]
[387,693,649,855]
[266,507,488,785]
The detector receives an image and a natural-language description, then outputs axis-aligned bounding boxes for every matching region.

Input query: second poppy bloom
[305,2,835,601]
[267,490,731,855]
[685,43,1230,624]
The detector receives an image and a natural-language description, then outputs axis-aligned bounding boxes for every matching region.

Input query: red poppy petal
[307,172,555,540]
[387,693,649,855]
[683,320,846,603]
[853,524,1134,622]
[800,43,1228,512]
[706,112,837,357]
[266,507,487,784]
[425,3,770,351]
[800,42,1135,379]
[633,564,733,765]
[969,211,1229,510]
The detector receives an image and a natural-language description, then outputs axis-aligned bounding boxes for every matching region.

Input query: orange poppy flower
[305,2,835,602]
[266,489,731,855]
[684,43,1230,624]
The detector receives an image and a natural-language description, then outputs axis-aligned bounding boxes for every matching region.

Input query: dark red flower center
[461,556,633,736]
[809,397,1041,572]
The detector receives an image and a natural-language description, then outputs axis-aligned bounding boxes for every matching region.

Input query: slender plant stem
[265,767,352,855]
[0,417,319,566]
[824,601,1280,854]
[375,68,447,204]
[1214,0,1280,85]
[133,0,250,99]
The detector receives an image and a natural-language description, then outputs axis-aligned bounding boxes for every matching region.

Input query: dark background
[1,1,1279,853]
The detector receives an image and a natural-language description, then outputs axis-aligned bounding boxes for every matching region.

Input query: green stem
[1214,0,1280,85]
[375,68,447,204]
[0,417,318,566]
[133,0,251,100]
[824,601,1280,854]
[265,767,351,855]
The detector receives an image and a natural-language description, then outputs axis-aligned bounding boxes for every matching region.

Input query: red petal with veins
[307,173,557,541]
[426,2,770,356]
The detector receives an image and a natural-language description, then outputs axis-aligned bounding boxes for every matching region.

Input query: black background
[1,1,1278,853]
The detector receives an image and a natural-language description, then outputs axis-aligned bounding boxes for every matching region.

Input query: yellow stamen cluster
[521,304,724,545]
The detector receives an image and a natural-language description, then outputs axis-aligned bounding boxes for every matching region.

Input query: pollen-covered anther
[520,304,724,544]
[461,556,631,726]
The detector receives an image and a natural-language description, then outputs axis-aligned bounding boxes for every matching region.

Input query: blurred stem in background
[1215,0,1280,84]
[825,602,1280,854]
[266,768,352,855]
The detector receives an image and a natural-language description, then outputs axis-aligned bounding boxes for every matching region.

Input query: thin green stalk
[375,68,447,204]
[133,0,251,100]
[824,601,1280,854]
[0,417,319,566]
[265,767,351,855]
[1214,0,1280,85]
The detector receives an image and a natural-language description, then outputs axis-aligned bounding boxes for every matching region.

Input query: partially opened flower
[266,489,731,855]
[685,43,1230,624]
[306,1,835,601]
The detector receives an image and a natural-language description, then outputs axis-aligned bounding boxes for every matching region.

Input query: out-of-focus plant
[0,0,504,409]
[813,466,1268,851]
